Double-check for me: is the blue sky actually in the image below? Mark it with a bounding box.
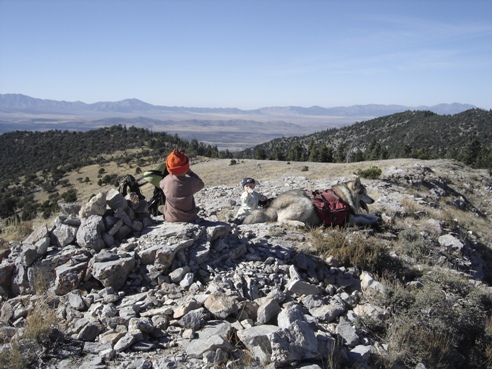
[1,0,491,109]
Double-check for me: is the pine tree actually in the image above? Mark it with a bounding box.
[255,147,267,160]
[288,141,304,161]
[461,138,482,167]
[319,145,334,163]
[353,148,365,162]
[307,140,317,161]
[335,144,347,163]
[273,147,285,161]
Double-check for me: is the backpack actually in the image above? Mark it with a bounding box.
[147,186,166,216]
[141,163,168,188]
[141,164,169,216]
[307,189,350,226]
[118,175,145,200]
[118,165,169,216]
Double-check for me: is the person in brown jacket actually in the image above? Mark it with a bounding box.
[159,149,204,222]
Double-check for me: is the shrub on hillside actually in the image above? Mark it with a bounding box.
[308,229,398,276]
[373,271,492,368]
[356,166,382,179]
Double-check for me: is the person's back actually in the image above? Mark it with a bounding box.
[159,149,204,222]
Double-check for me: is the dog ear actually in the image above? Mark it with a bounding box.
[354,176,361,187]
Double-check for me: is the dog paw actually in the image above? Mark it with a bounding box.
[280,220,307,228]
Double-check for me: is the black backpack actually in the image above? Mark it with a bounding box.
[118,169,169,216]
[118,175,145,200]
[147,186,166,216]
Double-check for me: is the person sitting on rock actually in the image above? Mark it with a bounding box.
[159,149,204,222]
[235,177,268,221]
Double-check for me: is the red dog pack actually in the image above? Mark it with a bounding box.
[307,189,350,226]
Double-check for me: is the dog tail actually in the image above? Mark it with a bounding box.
[242,207,278,224]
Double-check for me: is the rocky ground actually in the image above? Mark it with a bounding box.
[0,159,491,369]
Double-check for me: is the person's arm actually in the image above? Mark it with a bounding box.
[187,169,205,191]
[242,191,257,208]
[245,191,264,210]
[187,169,199,177]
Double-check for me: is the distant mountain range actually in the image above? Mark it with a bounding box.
[0,93,477,116]
[0,94,479,150]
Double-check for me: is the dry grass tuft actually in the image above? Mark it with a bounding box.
[395,227,434,265]
[325,336,343,369]
[30,266,52,295]
[385,318,455,368]
[0,298,59,369]
[24,298,59,342]
[0,221,34,247]
[0,341,24,369]
[308,228,396,275]
[373,270,492,368]
[402,196,422,215]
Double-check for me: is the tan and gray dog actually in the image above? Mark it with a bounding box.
[242,177,379,227]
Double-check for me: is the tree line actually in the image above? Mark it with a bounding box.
[242,136,491,171]
[236,109,492,171]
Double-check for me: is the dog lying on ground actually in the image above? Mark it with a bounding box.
[242,177,379,227]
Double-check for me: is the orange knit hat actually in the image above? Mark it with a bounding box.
[166,149,190,175]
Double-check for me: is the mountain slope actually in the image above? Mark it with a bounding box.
[0,125,219,183]
[240,109,492,161]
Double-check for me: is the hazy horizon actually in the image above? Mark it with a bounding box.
[0,92,480,112]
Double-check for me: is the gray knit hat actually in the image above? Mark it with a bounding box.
[241,177,255,188]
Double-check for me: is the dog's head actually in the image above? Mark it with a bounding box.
[348,177,374,212]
